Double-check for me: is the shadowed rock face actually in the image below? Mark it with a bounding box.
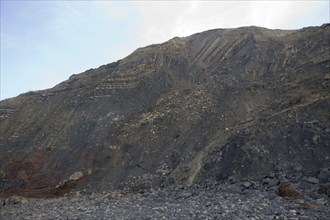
[0,24,329,198]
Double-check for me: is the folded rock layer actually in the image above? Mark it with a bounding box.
[0,24,329,197]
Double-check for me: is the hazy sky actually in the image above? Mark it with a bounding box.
[1,1,329,100]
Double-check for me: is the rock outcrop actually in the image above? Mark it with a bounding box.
[0,24,329,197]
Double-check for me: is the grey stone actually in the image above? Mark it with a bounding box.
[318,168,330,183]
[316,198,326,205]
[181,192,192,198]
[289,209,297,215]
[263,178,278,187]
[241,181,252,188]
[307,177,319,184]
[4,196,28,205]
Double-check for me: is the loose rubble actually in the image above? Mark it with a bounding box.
[1,179,329,220]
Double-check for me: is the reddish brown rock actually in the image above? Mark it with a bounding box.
[318,185,330,197]
[277,181,304,199]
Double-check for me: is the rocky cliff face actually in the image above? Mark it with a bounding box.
[1,24,329,198]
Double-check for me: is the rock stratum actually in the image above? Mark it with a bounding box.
[0,24,329,198]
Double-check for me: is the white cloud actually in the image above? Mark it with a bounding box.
[248,1,328,29]
[135,0,329,46]
[135,1,188,44]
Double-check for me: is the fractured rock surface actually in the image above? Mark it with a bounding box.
[0,24,329,198]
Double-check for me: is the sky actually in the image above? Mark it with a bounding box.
[1,1,329,100]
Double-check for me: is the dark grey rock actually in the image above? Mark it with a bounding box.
[316,198,326,205]
[318,168,330,183]
[181,192,192,198]
[241,181,253,188]
[307,177,319,184]
[263,178,278,187]
[4,181,323,219]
